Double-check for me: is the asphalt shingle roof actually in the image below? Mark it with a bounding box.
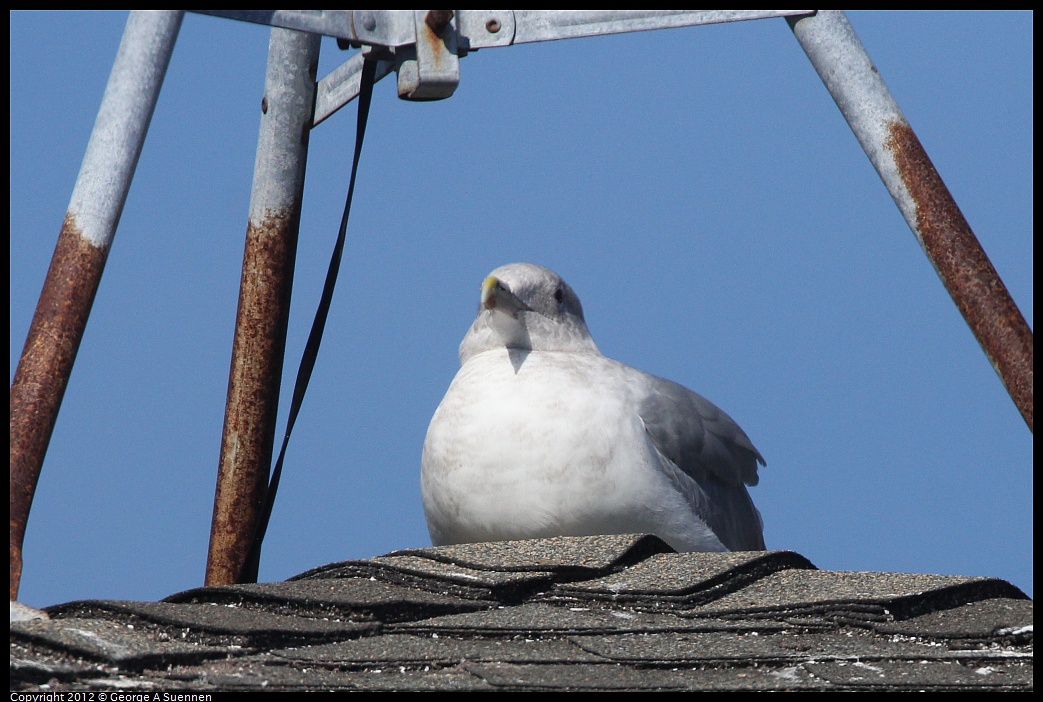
[10,534,1033,691]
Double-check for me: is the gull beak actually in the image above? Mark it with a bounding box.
[481,276,531,318]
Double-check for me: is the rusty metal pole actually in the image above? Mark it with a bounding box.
[789,11,1033,431]
[9,10,184,601]
[205,27,321,586]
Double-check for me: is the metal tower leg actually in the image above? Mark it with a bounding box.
[789,11,1033,431]
[205,27,321,586]
[9,10,184,600]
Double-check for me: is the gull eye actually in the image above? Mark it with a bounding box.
[554,286,564,304]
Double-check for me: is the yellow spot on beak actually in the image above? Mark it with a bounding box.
[481,276,501,310]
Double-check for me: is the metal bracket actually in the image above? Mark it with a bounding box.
[396,10,460,101]
[314,52,394,126]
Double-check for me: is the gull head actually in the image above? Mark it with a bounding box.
[460,263,600,362]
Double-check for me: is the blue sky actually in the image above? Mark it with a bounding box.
[10,11,1032,607]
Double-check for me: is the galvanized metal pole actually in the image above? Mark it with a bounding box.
[789,11,1033,431]
[205,27,321,586]
[9,10,184,601]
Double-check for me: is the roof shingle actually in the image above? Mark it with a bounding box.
[10,535,1032,691]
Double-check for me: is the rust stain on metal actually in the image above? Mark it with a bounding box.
[420,10,454,73]
[206,207,298,586]
[10,213,109,599]
[425,9,454,34]
[886,120,1033,431]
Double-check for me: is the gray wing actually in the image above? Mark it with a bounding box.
[637,372,766,550]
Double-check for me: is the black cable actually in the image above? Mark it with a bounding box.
[240,56,378,583]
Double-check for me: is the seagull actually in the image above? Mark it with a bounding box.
[421,263,766,552]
